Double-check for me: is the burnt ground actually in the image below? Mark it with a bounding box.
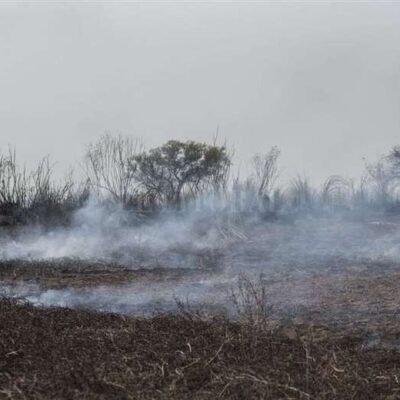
[1,298,400,400]
[1,258,400,327]
[1,260,400,398]
[0,260,206,289]
[2,216,400,398]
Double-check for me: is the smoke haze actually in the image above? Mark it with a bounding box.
[1,1,400,182]
[2,198,400,317]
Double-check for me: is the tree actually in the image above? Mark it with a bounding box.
[251,147,280,213]
[365,157,397,206]
[134,140,231,206]
[252,146,280,198]
[84,134,142,205]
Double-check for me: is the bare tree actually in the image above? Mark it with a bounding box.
[84,134,143,205]
[251,147,280,213]
[252,146,280,198]
[365,158,398,206]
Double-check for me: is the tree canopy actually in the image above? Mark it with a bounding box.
[134,140,231,205]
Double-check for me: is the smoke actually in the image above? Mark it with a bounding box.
[2,196,400,318]
[0,197,224,265]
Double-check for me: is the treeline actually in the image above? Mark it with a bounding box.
[1,134,400,226]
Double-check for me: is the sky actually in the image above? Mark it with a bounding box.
[0,0,400,184]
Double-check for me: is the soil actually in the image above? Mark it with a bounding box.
[1,298,400,399]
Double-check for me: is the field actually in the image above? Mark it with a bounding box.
[2,214,400,399]
[1,297,400,400]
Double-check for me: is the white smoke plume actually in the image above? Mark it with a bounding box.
[2,196,400,316]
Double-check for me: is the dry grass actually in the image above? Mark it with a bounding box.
[1,298,400,399]
[230,273,272,331]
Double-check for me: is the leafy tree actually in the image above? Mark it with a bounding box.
[134,140,231,205]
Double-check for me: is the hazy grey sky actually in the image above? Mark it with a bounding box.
[1,1,400,183]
